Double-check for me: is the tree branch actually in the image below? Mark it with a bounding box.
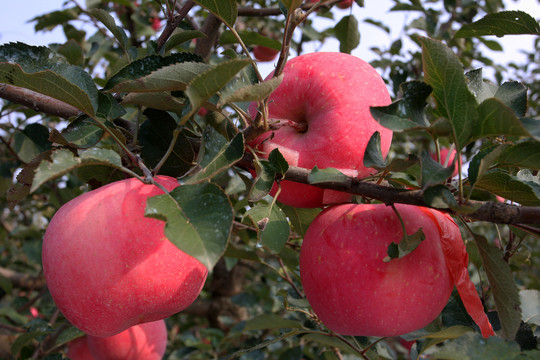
[281,165,540,225]
[156,0,195,52]
[0,267,46,290]
[0,84,80,119]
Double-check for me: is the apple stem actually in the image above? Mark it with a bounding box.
[269,118,308,133]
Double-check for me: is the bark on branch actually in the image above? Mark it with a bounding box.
[280,164,540,226]
[0,84,80,119]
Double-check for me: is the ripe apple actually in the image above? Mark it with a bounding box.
[249,52,392,208]
[431,147,460,177]
[253,46,280,62]
[42,176,208,337]
[300,202,494,337]
[299,203,455,336]
[67,320,167,360]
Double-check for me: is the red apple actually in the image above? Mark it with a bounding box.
[249,52,392,208]
[42,176,208,337]
[67,320,167,360]
[431,147,460,177]
[253,46,280,62]
[336,0,354,9]
[300,203,454,336]
[300,203,494,337]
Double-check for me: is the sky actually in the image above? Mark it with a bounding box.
[0,0,538,79]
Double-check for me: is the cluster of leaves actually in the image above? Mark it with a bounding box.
[0,0,539,359]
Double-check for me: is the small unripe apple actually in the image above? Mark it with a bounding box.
[336,0,354,9]
[253,46,280,62]
[42,176,207,337]
[300,203,454,336]
[67,320,167,360]
[151,17,161,31]
[249,52,392,208]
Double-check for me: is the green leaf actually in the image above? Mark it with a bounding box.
[248,149,288,202]
[185,58,251,113]
[415,325,474,356]
[88,8,129,50]
[384,228,425,261]
[521,117,540,141]
[494,81,528,117]
[97,91,126,120]
[0,42,98,116]
[60,116,104,149]
[370,81,432,130]
[279,204,320,237]
[334,15,361,54]
[497,141,540,170]
[371,102,423,131]
[12,331,48,357]
[219,31,282,50]
[475,169,540,206]
[30,8,80,31]
[185,127,244,184]
[145,182,233,270]
[473,98,531,140]
[420,37,478,149]
[431,332,521,359]
[421,151,455,186]
[520,290,540,326]
[12,123,52,163]
[103,53,204,92]
[474,234,521,340]
[217,74,283,108]
[268,149,289,176]
[57,39,84,66]
[279,0,304,12]
[465,68,498,103]
[467,144,507,190]
[138,109,196,177]
[244,202,290,254]
[363,131,387,170]
[243,314,304,331]
[31,148,126,192]
[454,10,540,38]
[121,92,186,114]
[192,0,238,28]
[423,184,458,209]
[302,333,358,353]
[308,166,348,184]
[385,154,420,173]
[0,273,12,295]
[164,30,208,53]
[55,326,85,348]
[249,159,277,202]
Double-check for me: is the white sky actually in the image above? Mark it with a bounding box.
[0,0,538,80]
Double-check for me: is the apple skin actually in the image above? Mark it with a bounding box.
[67,320,167,360]
[253,46,280,62]
[299,203,454,336]
[249,52,392,208]
[42,176,208,337]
